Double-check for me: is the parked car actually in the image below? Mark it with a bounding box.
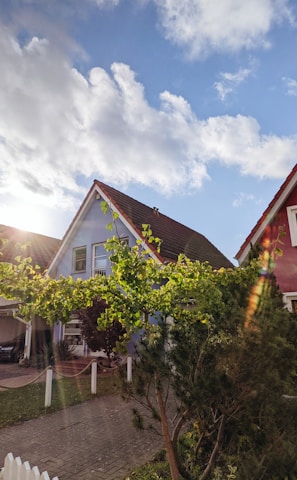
[0,333,25,362]
[0,329,53,363]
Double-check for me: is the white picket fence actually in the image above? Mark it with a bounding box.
[0,453,59,480]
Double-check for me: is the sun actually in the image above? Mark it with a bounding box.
[1,202,46,234]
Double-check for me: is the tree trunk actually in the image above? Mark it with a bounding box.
[154,373,181,480]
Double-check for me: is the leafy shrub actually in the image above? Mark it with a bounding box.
[54,340,76,361]
[124,451,170,480]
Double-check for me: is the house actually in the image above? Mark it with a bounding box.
[0,224,61,358]
[47,180,233,356]
[235,163,297,312]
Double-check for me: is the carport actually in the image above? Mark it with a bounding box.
[0,299,32,359]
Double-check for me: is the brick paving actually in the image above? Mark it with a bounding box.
[0,366,164,480]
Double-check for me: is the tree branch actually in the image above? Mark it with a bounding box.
[199,414,226,480]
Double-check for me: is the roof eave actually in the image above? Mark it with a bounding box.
[235,166,297,264]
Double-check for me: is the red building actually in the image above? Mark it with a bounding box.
[235,164,297,312]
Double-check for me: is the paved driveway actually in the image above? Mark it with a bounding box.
[0,362,39,381]
[0,363,165,479]
[0,395,163,479]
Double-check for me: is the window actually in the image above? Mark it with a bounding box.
[287,206,297,246]
[92,243,107,276]
[64,319,83,345]
[292,300,297,313]
[73,246,87,273]
[283,293,297,312]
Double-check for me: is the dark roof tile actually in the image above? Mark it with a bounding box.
[0,225,61,272]
[95,181,233,269]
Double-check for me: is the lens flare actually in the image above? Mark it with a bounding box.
[244,236,272,330]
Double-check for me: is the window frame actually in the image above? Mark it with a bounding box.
[283,292,297,312]
[291,299,297,313]
[287,205,297,246]
[73,246,87,273]
[92,242,107,276]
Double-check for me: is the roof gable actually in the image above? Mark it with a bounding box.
[49,180,233,273]
[235,164,297,264]
[0,224,61,272]
[95,180,233,268]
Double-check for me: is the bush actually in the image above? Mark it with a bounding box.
[54,340,76,361]
[124,451,171,480]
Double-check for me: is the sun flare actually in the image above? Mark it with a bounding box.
[1,203,46,235]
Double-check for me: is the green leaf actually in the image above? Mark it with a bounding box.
[100,201,108,214]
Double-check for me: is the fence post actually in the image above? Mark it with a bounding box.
[127,355,132,383]
[91,361,97,395]
[45,367,53,408]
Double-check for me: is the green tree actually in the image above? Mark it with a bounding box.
[1,235,297,479]
[166,264,297,479]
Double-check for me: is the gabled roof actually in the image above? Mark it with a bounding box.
[49,180,233,272]
[235,164,297,264]
[0,224,61,272]
[95,181,233,268]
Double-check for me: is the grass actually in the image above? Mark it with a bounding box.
[0,374,121,428]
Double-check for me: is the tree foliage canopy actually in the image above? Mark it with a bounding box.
[1,233,297,479]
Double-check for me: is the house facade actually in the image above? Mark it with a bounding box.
[235,164,297,312]
[0,225,60,358]
[48,180,233,356]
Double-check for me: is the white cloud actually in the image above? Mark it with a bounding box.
[0,25,296,213]
[92,0,120,6]
[282,76,297,96]
[152,0,294,59]
[214,67,253,101]
[3,1,294,60]
[232,192,256,207]
[197,115,296,178]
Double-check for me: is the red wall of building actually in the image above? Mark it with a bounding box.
[260,188,297,293]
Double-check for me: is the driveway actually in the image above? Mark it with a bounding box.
[0,362,41,385]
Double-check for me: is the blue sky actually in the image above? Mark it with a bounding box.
[1,0,297,263]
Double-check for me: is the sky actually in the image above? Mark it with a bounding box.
[1,0,297,264]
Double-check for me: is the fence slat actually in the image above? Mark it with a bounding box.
[3,452,14,480]
[11,455,22,480]
[20,461,31,480]
[1,454,58,480]
[40,471,50,480]
[30,465,40,480]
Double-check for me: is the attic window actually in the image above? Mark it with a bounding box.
[73,246,87,273]
[287,206,297,246]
